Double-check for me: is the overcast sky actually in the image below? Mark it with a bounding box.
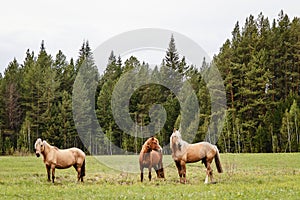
[0,0,299,75]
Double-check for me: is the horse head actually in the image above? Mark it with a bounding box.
[34,138,45,157]
[146,137,162,152]
[170,128,182,151]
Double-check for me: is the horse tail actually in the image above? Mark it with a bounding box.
[214,145,223,173]
[81,159,86,177]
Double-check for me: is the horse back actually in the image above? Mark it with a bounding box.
[185,142,215,163]
[67,148,86,162]
[54,147,85,169]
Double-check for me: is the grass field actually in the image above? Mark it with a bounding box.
[0,154,299,199]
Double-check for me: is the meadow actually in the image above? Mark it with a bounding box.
[0,153,299,199]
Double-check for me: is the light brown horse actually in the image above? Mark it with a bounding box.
[139,137,165,182]
[170,129,223,184]
[34,138,86,183]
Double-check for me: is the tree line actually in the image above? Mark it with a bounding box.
[0,10,299,154]
[215,11,300,153]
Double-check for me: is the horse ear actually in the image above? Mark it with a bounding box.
[173,128,177,132]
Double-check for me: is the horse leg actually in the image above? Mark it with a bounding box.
[153,164,159,178]
[148,167,152,181]
[181,161,187,184]
[175,161,184,183]
[140,167,144,182]
[204,167,209,184]
[73,164,82,182]
[80,168,84,182]
[202,158,210,184]
[80,160,85,182]
[205,161,213,184]
[77,167,82,182]
[73,164,79,182]
[46,165,51,182]
[158,160,164,178]
[51,165,56,183]
[208,162,214,183]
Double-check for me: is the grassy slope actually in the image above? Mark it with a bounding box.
[0,154,299,199]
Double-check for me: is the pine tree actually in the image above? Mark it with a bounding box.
[99,51,122,89]
[289,18,300,96]
[19,49,35,152]
[54,50,67,76]
[57,90,76,148]
[165,35,180,71]
[60,58,76,95]
[1,58,22,152]
[2,59,22,132]
[73,41,99,154]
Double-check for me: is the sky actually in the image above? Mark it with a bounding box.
[0,0,299,75]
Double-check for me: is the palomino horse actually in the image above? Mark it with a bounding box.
[34,138,86,183]
[170,129,223,184]
[139,137,165,182]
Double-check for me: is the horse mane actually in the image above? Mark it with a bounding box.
[42,140,59,149]
[41,140,50,154]
[41,140,61,155]
[35,138,42,149]
[141,137,153,153]
[170,130,188,153]
[54,146,60,151]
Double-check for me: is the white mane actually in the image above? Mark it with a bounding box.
[170,130,188,156]
[34,138,42,149]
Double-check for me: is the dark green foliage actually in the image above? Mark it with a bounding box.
[215,11,300,152]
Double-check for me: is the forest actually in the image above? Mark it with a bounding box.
[0,10,299,154]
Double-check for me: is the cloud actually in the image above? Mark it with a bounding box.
[0,0,299,74]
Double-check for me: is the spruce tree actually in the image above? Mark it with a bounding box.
[165,34,180,71]
[1,58,22,151]
[73,41,99,153]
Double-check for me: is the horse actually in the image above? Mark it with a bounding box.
[170,129,223,184]
[34,138,86,183]
[139,137,165,182]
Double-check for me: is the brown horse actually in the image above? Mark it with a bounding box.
[34,138,86,183]
[139,137,165,182]
[170,129,223,184]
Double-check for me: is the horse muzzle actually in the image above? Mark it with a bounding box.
[36,153,40,157]
[156,146,163,153]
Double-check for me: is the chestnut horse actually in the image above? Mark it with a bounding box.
[170,129,223,184]
[34,138,86,183]
[139,137,165,182]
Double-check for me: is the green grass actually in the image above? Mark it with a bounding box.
[0,154,299,199]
